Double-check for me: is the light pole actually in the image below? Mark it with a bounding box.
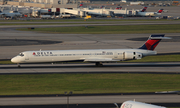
[64,91,73,108]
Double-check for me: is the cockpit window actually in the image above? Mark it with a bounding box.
[19,53,24,57]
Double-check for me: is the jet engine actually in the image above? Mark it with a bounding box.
[123,51,142,60]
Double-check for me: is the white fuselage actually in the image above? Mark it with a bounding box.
[4,12,22,17]
[121,100,166,108]
[137,12,161,17]
[11,48,156,63]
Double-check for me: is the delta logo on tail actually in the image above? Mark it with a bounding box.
[116,6,122,10]
[140,6,147,12]
[139,34,169,50]
[100,6,105,8]
[79,4,83,7]
[157,9,164,13]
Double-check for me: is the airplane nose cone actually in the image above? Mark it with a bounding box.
[11,57,18,63]
[11,58,15,63]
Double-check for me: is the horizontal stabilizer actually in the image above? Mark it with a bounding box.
[150,37,171,39]
[139,34,171,50]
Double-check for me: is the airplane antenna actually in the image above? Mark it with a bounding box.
[40,49,41,51]
[134,99,135,102]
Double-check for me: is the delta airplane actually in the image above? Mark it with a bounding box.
[137,9,163,17]
[119,100,166,108]
[112,6,147,17]
[11,34,170,67]
[84,8,114,17]
[1,11,22,18]
[135,6,147,12]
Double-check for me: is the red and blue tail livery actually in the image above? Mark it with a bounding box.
[139,34,170,50]
[157,9,163,13]
[140,6,147,12]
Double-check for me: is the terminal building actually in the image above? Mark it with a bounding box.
[0,0,78,8]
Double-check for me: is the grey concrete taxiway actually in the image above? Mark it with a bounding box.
[1,62,180,74]
[0,94,180,106]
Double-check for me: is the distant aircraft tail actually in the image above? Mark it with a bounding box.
[79,4,83,7]
[139,34,170,50]
[157,9,163,13]
[140,6,147,12]
[116,6,122,10]
[100,6,105,8]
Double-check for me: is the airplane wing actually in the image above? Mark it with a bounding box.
[84,58,121,62]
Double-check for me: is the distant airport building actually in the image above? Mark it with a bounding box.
[86,0,180,2]
[121,0,126,3]
[1,0,78,8]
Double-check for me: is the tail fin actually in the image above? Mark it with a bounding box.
[116,6,122,10]
[100,6,105,8]
[157,9,163,13]
[79,4,83,7]
[139,34,170,50]
[140,6,147,12]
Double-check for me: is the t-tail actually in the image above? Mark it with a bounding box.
[157,9,163,13]
[79,3,83,7]
[116,6,122,10]
[140,6,147,12]
[139,34,170,50]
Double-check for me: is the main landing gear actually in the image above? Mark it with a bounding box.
[17,63,21,68]
[95,62,103,67]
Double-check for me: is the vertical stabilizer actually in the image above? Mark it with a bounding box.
[157,9,163,13]
[139,34,165,50]
[140,6,147,12]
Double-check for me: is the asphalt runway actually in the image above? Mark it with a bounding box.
[0,94,180,106]
[1,62,180,74]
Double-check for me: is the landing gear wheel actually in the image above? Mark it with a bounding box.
[17,64,21,68]
[95,62,103,67]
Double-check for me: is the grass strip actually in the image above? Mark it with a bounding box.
[17,24,180,34]
[0,54,180,64]
[0,23,83,25]
[0,73,180,95]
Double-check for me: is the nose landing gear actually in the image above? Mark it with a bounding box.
[17,63,21,68]
[95,62,103,67]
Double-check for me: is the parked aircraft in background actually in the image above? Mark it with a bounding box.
[79,4,83,7]
[140,6,147,12]
[84,8,114,17]
[2,10,22,18]
[115,6,122,10]
[11,34,170,67]
[100,6,105,8]
[137,9,163,17]
[110,6,147,17]
[137,6,148,12]
[0,11,4,15]
[116,100,166,108]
